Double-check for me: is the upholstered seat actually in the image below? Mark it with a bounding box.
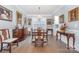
[35,36,43,39]
[2,38,18,43]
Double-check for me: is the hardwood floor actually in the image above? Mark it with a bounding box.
[0,35,78,53]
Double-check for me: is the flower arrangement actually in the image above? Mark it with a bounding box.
[60,23,67,32]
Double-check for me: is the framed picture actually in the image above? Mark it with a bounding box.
[68,7,79,22]
[24,17,27,25]
[16,11,22,24]
[59,14,64,23]
[47,19,52,25]
[0,5,12,21]
[28,18,32,25]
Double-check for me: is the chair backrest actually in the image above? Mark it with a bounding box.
[0,29,10,40]
[36,31,44,39]
[0,35,2,43]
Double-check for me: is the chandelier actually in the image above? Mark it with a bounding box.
[37,7,41,20]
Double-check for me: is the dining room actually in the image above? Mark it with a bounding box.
[0,5,79,53]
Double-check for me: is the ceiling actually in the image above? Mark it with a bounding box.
[16,5,64,15]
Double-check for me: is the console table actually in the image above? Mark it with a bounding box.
[47,29,53,36]
[56,30,75,49]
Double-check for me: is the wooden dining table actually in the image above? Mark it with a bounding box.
[32,31,48,47]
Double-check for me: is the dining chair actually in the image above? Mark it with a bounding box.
[0,29,18,53]
[35,31,44,47]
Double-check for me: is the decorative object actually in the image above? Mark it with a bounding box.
[0,5,12,21]
[68,7,79,22]
[16,11,22,24]
[60,23,67,32]
[59,14,64,23]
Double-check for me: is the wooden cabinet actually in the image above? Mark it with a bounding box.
[13,29,25,42]
[68,7,79,22]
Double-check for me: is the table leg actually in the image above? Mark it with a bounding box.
[42,42,43,47]
[56,32,58,40]
[46,35,48,43]
[52,30,53,36]
[60,34,61,41]
[51,30,53,36]
[73,35,75,49]
[67,35,69,49]
[35,41,36,47]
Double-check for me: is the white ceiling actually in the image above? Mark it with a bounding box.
[16,5,64,15]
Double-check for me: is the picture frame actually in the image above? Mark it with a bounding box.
[68,7,79,22]
[0,5,12,21]
[47,19,52,25]
[16,11,22,24]
[59,14,64,23]
[24,17,27,25]
[28,18,32,25]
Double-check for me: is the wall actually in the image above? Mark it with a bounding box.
[53,5,79,51]
[26,15,53,31]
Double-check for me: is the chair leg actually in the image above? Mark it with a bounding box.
[1,43,3,51]
[17,42,18,47]
[35,42,36,47]
[42,42,44,47]
[16,40,18,47]
[73,35,75,49]
[8,43,11,53]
